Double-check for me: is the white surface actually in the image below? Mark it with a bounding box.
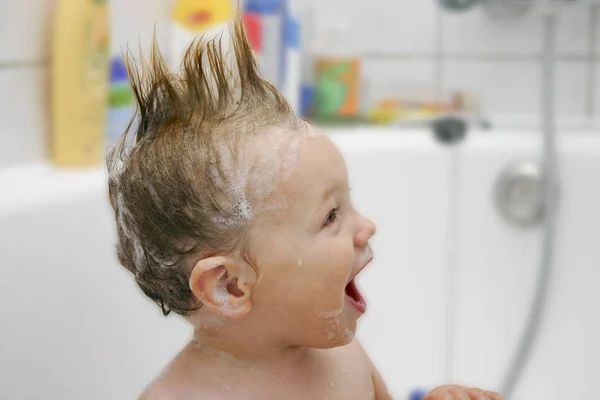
[0,163,189,400]
[108,0,173,58]
[362,60,436,108]
[450,132,600,400]
[0,0,55,63]
[0,67,49,168]
[440,2,589,57]
[441,60,587,119]
[312,0,438,55]
[0,163,105,215]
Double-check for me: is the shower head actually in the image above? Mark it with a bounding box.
[438,0,480,12]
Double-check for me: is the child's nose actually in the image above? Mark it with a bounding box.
[354,214,376,247]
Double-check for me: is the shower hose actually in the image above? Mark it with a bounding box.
[500,5,560,399]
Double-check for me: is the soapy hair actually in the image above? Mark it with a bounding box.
[106,15,295,316]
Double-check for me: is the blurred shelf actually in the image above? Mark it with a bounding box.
[0,162,107,216]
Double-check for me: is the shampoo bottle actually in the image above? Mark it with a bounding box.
[51,0,110,167]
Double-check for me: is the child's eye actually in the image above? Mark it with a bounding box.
[323,207,340,227]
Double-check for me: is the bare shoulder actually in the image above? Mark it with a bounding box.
[138,366,181,400]
[139,375,234,400]
[137,355,240,400]
[138,382,170,400]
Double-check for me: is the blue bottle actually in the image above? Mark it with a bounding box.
[107,57,134,147]
[408,388,428,400]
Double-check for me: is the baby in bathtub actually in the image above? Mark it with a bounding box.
[106,14,503,400]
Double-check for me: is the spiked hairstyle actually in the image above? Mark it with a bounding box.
[107,15,296,316]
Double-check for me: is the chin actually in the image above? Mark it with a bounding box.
[327,325,356,347]
[296,318,357,350]
[323,316,357,348]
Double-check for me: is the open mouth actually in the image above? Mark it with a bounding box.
[345,278,366,314]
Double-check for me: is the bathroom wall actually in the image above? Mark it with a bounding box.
[0,1,55,167]
[0,2,598,398]
[0,0,595,168]
[0,0,172,168]
[309,0,592,122]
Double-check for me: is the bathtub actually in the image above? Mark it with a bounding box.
[1,127,599,399]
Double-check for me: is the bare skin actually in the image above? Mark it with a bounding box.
[141,343,501,400]
[141,338,389,400]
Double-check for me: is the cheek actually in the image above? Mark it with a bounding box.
[321,239,354,281]
[308,240,355,306]
[260,237,354,310]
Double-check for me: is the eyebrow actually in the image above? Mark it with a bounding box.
[318,185,338,209]
[310,186,335,223]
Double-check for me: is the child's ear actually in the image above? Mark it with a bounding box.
[189,256,256,318]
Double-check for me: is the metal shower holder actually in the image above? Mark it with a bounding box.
[494,160,545,228]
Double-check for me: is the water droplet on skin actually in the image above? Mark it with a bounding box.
[297,259,303,266]
[330,381,334,388]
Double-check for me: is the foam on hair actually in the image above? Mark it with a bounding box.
[106,14,298,316]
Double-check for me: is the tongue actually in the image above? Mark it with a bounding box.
[345,279,366,314]
[345,279,360,303]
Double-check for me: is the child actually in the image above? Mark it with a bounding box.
[107,14,503,400]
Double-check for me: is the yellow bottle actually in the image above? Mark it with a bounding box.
[170,0,234,71]
[51,0,110,167]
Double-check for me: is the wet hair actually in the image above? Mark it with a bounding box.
[106,15,295,316]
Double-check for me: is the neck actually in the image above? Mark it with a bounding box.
[189,327,312,368]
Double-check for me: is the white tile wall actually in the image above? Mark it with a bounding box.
[442,60,587,119]
[0,67,48,167]
[0,0,596,165]
[311,0,438,55]
[440,2,589,57]
[0,0,56,63]
[109,0,174,59]
[362,59,437,110]
[0,0,174,168]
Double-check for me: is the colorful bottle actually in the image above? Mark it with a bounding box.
[314,20,362,124]
[242,12,263,67]
[51,0,110,167]
[107,57,134,147]
[244,0,284,86]
[300,6,315,119]
[282,15,301,114]
[169,0,234,72]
